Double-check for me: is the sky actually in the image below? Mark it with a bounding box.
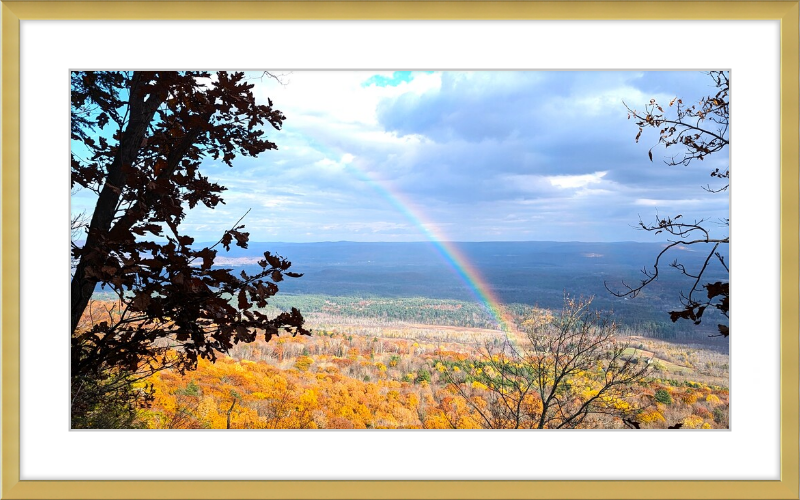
[72,71,730,243]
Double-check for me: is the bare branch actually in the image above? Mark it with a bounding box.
[616,71,730,337]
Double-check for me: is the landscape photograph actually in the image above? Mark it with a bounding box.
[70,69,730,430]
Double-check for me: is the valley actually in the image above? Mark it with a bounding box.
[84,241,730,429]
[136,294,729,429]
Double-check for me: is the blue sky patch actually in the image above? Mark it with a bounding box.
[362,71,430,87]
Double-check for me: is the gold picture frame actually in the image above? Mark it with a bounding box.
[3,1,798,499]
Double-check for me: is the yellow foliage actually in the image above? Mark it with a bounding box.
[140,326,721,430]
[520,394,543,417]
[682,414,705,429]
[471,380,488,390]
[682,392,699,404]
[423,412,452,429]
[294,355,314,372]
[639,409,666,424]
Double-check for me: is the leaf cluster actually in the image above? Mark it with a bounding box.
[611,71,730,337]
[71,72,308,392]
[628,70,729,190]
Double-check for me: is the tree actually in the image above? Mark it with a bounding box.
[446,297,650,429]
[70,71,308,425]
[70,365,152,429]
[607,71,730,338]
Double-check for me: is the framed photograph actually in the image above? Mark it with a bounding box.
[3,1,798,499]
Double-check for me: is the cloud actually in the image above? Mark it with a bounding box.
[173,70,730,243]
[635,198,707,207]
[547,171,608,189]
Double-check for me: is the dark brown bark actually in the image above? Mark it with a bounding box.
[70,71,306,385]
[70,72,167,333]
[226,398,237,429]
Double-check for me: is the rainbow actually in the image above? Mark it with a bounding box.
[344,156,520,338]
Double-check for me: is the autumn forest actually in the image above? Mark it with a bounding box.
[70,70,730,430]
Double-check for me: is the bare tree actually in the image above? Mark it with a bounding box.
[607,71,729,338]
[446,297,650,429]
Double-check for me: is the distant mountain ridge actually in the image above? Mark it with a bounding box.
[190,241,728,340]
[84,240,728,341]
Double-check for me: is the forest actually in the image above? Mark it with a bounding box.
[77,294,729,429]
[195,240,728,341]
[70,70,729,430]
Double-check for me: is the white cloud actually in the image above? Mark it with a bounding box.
[314,158,338,168]
[255,71,441,127]
[547,171,608,189]
[634,198,705,207]
[179,70,732,242]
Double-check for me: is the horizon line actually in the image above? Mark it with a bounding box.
[193,239,656,245]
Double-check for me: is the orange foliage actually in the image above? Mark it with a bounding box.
[140,328,728,430]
